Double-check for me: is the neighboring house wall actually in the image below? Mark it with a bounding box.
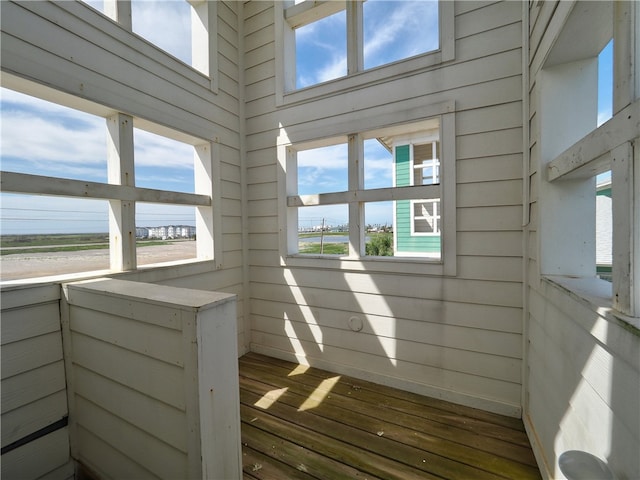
[244,1,525,416]
[0,1,249,354]
[1,284,73,479]
[525,2,639,479]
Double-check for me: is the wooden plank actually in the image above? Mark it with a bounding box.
[70,332,186,410]
[250,334,522,410]
[457,179,522,207]
[0,283,60,310]
[70,307,183,366]
[242,424,375,479]
[239,371,539,479]
[73,366,187,453]
[1,361,66,414]
[1,332,63,379]
[75,396,188,479]
[1,302,61,345]
[1,390,68,448]
[1,171,210,206]
[241,403,436,480]
[75,426,157,480]
[242,353,528,438]
[242,443,317,480]
[241,354,539,478]
[0,427,70,480]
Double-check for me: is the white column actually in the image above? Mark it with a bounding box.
[347,1,363,75]
[348,134,364,257]
[104,0,132,30]
[190,0,218,91]
[194,142,219,263]
[106,113,136,271]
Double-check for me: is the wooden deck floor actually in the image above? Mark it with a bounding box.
[240,353,540,480]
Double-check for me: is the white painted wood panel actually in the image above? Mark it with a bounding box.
[1,361,66,415]
[63,279,241,479]
[1,427,71,480]
[1,332,63,379]
[0,303,60,345]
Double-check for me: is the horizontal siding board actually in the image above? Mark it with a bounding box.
[250,303,522,357]
[456,102,522,136]
[76,426,156,480]
[455,20,522,63]
[0,427,70,480]
[1,361,66,414]
[1,390,68,448]
[249,289,523,335]
[457,128,523,160]
[457,179,522,207]
[73,366,187,453]
[1,302,61,345]
[69,306,183,366]
[457,255,522,282]
[70,332,185,410]
[1,332,63,379]
[251,316,521,382]
[251,333,522,408]
[457,231,523,257]
[0,284,60,310]
[457,154,523,183]
[75,397,187,479]
[66,289,182,330]
[458,205,522,231]
[249,268,522,308]
[455,1,521,40]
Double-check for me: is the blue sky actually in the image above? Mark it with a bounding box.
[0,1,613,234]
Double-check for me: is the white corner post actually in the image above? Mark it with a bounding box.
[612,1,639,316]
[106,113,136,271]
[103,0,132,30]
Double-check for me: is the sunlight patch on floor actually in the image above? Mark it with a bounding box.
[254,387,289,410]
[298,376,341,411]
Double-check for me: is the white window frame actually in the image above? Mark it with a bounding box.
[539,1,639,319]
[0,90,222,279]
[278,109,456,276]
[411,199,441,237]
[275,0,454,106]
[102,0,218,91]
[411,141,440,186]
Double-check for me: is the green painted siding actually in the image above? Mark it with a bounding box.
[395,145,411,187]
[394,144,440,255]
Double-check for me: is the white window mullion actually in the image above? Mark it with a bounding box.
[348,134,364,257]
[106,113,136,272]
[347,1,363,75]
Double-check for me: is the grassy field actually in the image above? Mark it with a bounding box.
[0,233,177,256]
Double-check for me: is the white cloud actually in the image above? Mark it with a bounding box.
[131,0,192,65]
[133,129,194,169]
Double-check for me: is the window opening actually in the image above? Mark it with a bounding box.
[131,0,192,66]
[295,9,347,89]
[0,196,110,281]
[363,138,393,189]
[286,118,448,262]
[297,143,348,194]
[297,204,349,255]
[136,203,197,265]
[0,88,107,182]
[133,128,195,193]
[363,0,439,69]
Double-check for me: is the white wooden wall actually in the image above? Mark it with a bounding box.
[1,284,74,480]
[243,1,525,416]
[0,1,250,354]
[526,2,640,479]
[61,278,241,480]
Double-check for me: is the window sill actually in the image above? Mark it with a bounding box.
[282,254,448,276]
[0,259,217,288]
[542,275,640,334]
